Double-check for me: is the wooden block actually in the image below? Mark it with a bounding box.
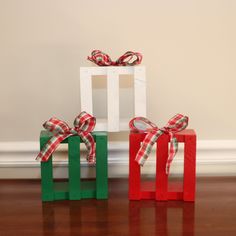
[129,132,141,200]
[40,132,54,202]
[95,132,108,199]
[80,67,93,114]
[156,134,169,201]
[134,66,146,117]
[183,132,196,201]
[81,66,134,76]
[128,129,197,202]
[80,66,146,132]
[68,136,81,200]
[107,68,120,131]
[40,131,108,201]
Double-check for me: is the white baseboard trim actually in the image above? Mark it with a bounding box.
[0,140,236,178]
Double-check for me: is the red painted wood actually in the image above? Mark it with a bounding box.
[183,132,197,201]
[156,134,169,201]
[129,133,141,200]
[128,129,197,202]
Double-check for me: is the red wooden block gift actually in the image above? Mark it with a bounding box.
[129,129,196,202]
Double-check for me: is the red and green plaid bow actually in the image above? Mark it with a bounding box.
[88,50,142,66]
[36,111,96,164]
[129,114,189,174]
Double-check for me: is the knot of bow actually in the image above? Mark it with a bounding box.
[129,114,189,174]
[36,111,96,164]
[88,50,142,66]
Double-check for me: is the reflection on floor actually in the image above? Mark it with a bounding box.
[0,177,236,236]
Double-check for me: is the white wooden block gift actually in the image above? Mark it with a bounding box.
[80,66,146,132]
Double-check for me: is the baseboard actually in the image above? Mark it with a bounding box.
[0,140,236,178]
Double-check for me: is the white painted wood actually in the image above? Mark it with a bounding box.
[80,66,134,76]
[107,68,120,131]
[80,68,93,114]
[134,66,146,117]
[79,66,146,131]
[1,140,236,178]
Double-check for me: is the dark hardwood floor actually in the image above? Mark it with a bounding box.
[0,177,236,236]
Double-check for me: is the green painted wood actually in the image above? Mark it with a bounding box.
[68,136,81,200]
[40,130,108,201]
[40,132,54,202]
[95,132,108,199]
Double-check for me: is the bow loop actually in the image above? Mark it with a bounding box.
[165,114,188,132]
[36,112,96,164]
[129,117,157,133]
[73,111,96,134]
[116,51,143,66]
[43,117,71,135]
[88,50,113,66]
[129,114,189,174]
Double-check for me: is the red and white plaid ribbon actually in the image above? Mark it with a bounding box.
[88,50,142,66]
[129,114,189,174]
[36,111,96,164]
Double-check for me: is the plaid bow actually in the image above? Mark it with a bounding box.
[88,50,142,66]
[36,111,96,164]
[129,114,189,174]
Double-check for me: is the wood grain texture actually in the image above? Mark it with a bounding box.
[0,178,236,236]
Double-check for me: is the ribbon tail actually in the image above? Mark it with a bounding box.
[80,132,96,165]
[135,131,161,166]
[166,136,178,174]
[36,134,71,162]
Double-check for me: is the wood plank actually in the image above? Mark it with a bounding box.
[183,133,197,201]
[129,133,141,200]
[156,134,169,201]
[68,136,81,200]
[80,66,135,76]
[134,66,146,117]
[107,67,120,131]
[80,67,93,114]
[1,178,236,235]
[40,133,54,202]
[95,132,108,199]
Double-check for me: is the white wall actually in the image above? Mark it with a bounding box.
[0,0,236,142]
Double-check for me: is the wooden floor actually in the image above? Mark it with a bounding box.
[0,177,236,236]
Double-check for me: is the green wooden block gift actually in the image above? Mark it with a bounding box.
[37,112,108,202]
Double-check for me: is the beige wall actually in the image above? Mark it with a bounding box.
[0,0,236,142]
